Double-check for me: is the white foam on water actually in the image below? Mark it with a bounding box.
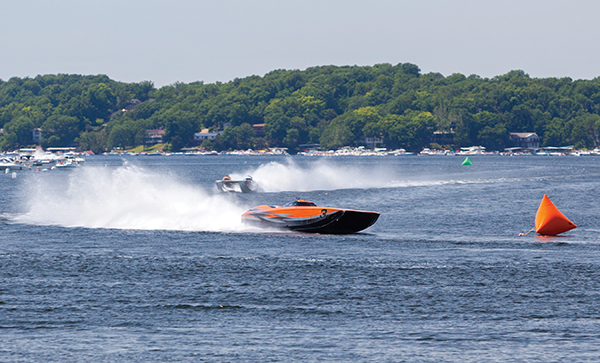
[228,158,509,192]
[16,165,247,232]
[229,159,395,192]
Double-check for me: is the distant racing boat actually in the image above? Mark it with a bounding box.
[216,175,259,193]
[242,199,380,234]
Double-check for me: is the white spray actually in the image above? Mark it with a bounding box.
[229,159,390,192]
[17,164,247,232]
[228,158,461,192]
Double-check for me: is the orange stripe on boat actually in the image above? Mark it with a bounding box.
[535,194,577,236]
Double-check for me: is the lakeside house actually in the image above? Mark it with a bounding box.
[147,129,165,144]
[252,124,265,137]
[32,128,42,143]
[509,132,540,150]
[363,136,384,149]
[193,129,223,144]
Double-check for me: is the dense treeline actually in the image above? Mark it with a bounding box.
[1,64,600,153]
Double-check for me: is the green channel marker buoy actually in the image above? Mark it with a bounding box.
[462,156,472,165]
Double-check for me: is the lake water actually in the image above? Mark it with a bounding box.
[1,154,600,362]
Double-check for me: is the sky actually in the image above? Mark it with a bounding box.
[1,0,600,88]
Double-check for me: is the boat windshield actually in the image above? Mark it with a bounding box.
[284,200,317,207]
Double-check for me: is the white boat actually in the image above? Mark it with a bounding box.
[51,160,79,169]
[391,148,414,156]
[0,157,31,171]
[215,176,259,193]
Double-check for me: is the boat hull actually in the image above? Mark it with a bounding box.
[242,205,379,234]
[0,164,31,171]
[51,162,79,169]
[216,178,259,193]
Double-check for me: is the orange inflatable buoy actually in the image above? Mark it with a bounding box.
[535,194,577,235]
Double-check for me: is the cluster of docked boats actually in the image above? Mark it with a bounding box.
[0,151,84,172]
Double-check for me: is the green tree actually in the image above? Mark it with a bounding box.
[214,123,256,150]
[320,119,353,150]
[404,111,436,151]
[134,128,148,147]
[107,124,134,150]
[77,131,104,153]
[283,128,300,151]
[0,132,18,150]
[478,123,508,151]
[41,115,80,146]
[566,113,600,148]
[3,115,35,146]
[83,83,116,121]
[543,118,566,146]
[161,111,198,151]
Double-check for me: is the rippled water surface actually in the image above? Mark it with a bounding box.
[2,154,600,362]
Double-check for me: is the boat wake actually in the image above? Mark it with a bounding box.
[227,159,529,192]
[14,165,247,232]
[229,159,395,192]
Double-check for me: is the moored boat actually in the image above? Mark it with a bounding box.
[242,199,379,234]
[51,159,79,169]
[0,162,31,171]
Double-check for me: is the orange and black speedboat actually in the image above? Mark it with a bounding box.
[241,200,380,234]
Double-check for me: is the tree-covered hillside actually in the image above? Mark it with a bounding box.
[1,64,600,153]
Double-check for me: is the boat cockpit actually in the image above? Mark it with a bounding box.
[284,200,317,207]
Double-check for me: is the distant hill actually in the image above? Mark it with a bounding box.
[1,64,599,153]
